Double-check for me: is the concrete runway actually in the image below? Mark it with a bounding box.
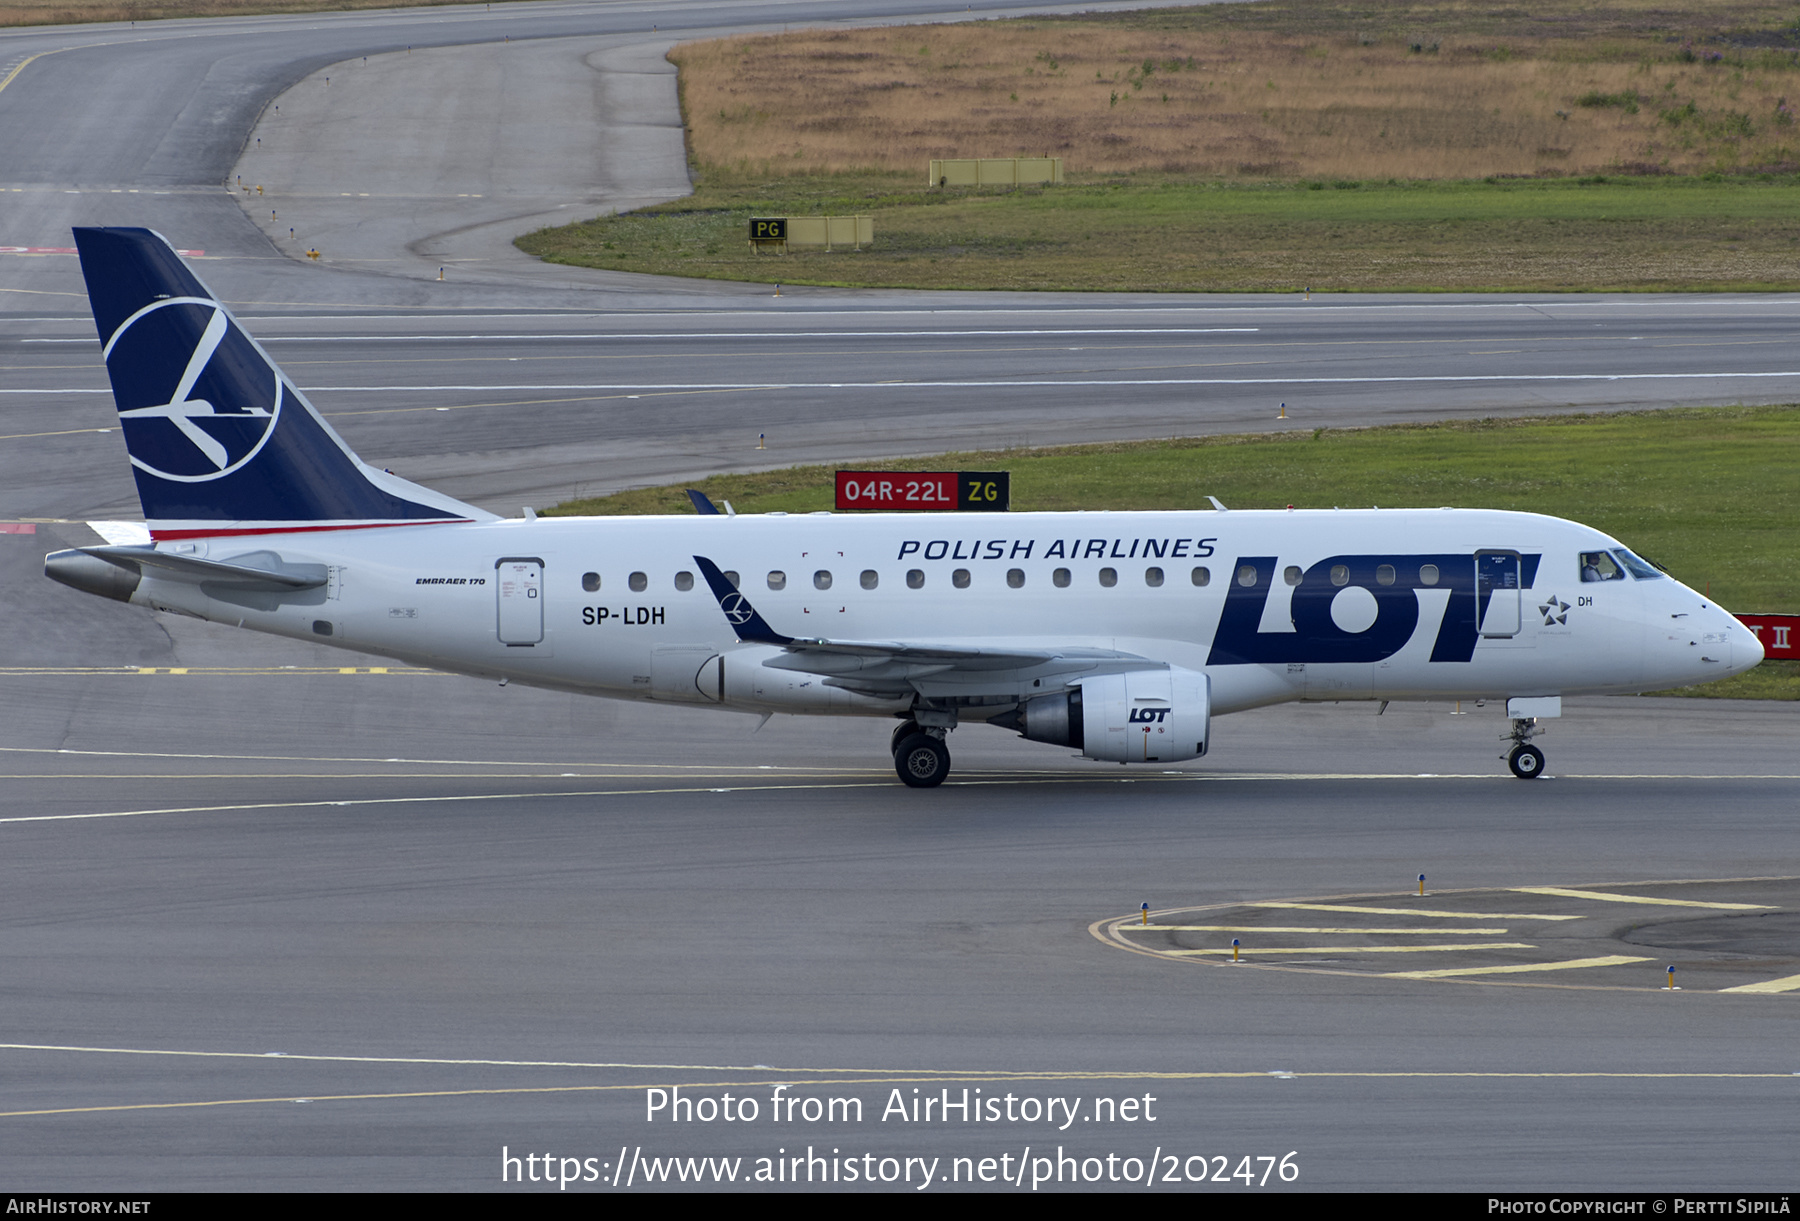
[12,298,1800,521]
[2,0,1798,1193]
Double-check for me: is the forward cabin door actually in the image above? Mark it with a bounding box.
[1476,550,1522,638]
[496,557,544,646]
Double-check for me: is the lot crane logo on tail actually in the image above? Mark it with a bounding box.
[72,226,483,533]
[106,297,281,481]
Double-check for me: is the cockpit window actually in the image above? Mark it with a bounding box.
[1579,552,1624,582]
[1611,548,1664,580]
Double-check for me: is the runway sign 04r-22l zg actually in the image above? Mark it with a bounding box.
[835,471,1009,512]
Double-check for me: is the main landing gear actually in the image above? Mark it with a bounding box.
[891,718,952,788]
[1505,717,1546,780]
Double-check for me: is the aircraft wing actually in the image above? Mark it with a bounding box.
[693,555,1150,697]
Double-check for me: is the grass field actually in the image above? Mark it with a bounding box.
[675,2,1800,180]
[520,0,1800,291]
[546,405,1800,699]
[519,172,1800,292]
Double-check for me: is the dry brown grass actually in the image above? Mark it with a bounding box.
[673,4,1800,180]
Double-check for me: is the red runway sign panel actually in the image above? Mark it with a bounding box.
[1738,614,1798,660]
[835,471,1009,512]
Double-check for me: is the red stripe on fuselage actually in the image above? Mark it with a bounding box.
[149,519,472,541]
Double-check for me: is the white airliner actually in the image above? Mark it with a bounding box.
[45,228,1764,786]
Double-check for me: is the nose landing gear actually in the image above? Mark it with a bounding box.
[1505,717,1546,779]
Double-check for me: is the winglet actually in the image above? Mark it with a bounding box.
[686,489,721,515]
[694,555,793,645]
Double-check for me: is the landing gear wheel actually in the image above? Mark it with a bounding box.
[890,719,921,755]
[894,733,950,788]
[1507,743,1546,779]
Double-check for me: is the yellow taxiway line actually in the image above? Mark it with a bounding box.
[1384,955,1653,980]
[1171,943,1534,956]
[1720,973,1800,994]
[1134,925,1511,935]
[1513,887,1772,910]
[1251,902,1579,921]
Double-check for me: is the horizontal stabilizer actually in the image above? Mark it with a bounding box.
[79,545,327,590]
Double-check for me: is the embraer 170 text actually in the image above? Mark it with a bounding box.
[46,229,1764,786]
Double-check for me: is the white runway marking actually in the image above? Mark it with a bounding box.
[0,744,866,771]
[232,328,1266,342]
[13,370,1800,395]
[0,1039,1789,1080]
[17,296,1800,329]
[0,784,899,824]
[211,370,1800,391]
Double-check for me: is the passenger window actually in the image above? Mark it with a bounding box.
[860,570,878,590]
[1053,568,1071,588]
[814,570,832,590]
[906,569,925,589]
[767,571,786,590]
[1191,566,1210,587]
[723,571,740,590]
[1098,567,1118,588]
[1144,567,1164,587]
[1419,564,1439,586]
[674,571,694,591]
[1580,552,1624,582]
[1007,568,1025,588]
[629,571,647,592]
[581,572,601,592]
[1376,565,1396,586]
[1330,565,1349,587]
[1283,566,1303,586]
[952,568,971,589]
[1237,565,1258,587]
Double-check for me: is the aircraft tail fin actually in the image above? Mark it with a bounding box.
[73,227,494,540]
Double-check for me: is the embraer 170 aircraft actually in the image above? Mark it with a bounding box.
[46,228,1764,787]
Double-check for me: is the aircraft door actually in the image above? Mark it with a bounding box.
[496,557,544,645]
[1476,550,1521,638]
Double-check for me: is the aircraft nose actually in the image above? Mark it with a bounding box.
[1706,605,1762,675]
[1739,616,1766,670]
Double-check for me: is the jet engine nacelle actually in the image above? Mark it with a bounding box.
[1016,666,1210,763]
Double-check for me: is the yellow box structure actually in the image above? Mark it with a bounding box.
[929,157,1064,187]
[783,216,873,250]
[746,216,873,252]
